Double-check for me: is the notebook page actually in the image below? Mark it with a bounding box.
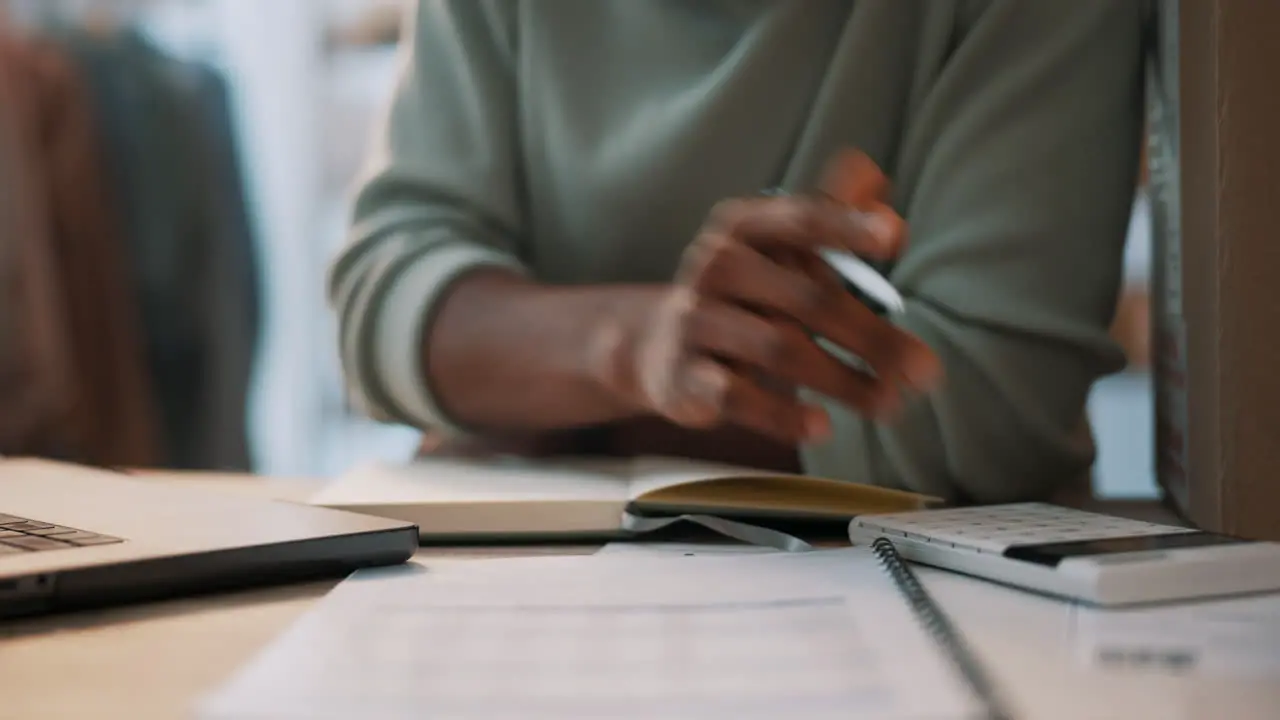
[312,456,634,506]
[622,455,795,500]
[622,456,933,517]
[200,550,982,720]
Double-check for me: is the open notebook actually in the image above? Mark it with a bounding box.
[310,456,941,541]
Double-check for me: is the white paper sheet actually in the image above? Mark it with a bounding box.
[1076,593,1280,676]
[596,541,780,557]
[312,456,633,506]
[200,550,981,720]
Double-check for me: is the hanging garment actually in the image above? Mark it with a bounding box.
[55,28,262,471]
[0,28,161,467]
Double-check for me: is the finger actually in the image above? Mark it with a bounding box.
[680,234,939,394]
[863,201,908,253]
[684,238,935,392]
[819,149,907,254]
[707,195,903,259]
[783,241,934,389]
[681,301,898,418]
[777,246,848,296]
[821,149,889,207]
[804,289,942,393]
[760,244,847,298]
[678,357,829,445]
[684,234,827,319]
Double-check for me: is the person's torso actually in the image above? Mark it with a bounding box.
[510,0,959,284]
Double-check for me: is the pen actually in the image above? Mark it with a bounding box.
[758,187,906,317]
[820,248,905,317]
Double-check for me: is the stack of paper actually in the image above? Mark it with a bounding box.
[199,549,983,719]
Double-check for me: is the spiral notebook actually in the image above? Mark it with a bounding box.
[869,538,1012,720]
[201,547,1005,720]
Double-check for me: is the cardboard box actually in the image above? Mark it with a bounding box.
[1148,1,1280,540]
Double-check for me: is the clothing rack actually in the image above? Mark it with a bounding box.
[4,0,147,28]
[325,0,407,50]
[0,12,262,472]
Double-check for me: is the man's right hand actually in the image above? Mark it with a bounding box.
[590,154,942,447]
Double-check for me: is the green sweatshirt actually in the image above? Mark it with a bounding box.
[329,0,1145,504]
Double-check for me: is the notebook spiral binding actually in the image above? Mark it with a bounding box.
[871,537,1014,720]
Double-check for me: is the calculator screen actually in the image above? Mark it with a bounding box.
[1003,531,1247,566]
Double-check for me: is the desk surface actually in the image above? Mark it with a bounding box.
[0,474,602,720]
[1,475,1276,720]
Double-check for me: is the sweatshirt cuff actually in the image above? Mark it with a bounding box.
[373,242,526,432]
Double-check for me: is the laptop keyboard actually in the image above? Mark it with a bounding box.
[0,514,123,555]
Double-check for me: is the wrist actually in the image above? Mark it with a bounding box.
[577,284,667,417]
[423,269,663,431]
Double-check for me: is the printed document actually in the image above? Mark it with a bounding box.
[200,550,981,719]
[1076,592,1280,676]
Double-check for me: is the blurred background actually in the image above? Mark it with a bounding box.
[0,0,1157,498]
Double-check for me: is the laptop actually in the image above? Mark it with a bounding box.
[0,458,419,620]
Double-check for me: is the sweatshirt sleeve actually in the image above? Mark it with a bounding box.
[327,0,526,431]
[800,0,1145,503]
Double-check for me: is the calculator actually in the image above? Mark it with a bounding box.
[848,503,1280,606]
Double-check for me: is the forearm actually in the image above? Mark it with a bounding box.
[425,270,661,432]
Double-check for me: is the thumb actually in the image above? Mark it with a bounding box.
[821,150,907,255]
[820,149,888,208]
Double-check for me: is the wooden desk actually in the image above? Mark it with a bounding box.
[1,476,1276,720]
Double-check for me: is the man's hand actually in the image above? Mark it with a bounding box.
[593,152,942,446]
